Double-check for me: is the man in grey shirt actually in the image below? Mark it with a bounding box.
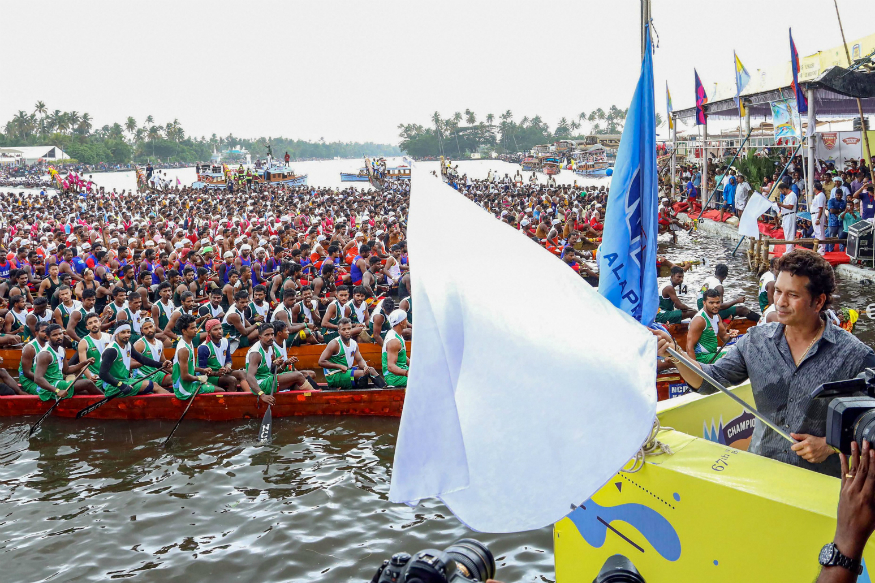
[654,249,875,477]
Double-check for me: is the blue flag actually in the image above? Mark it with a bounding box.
[597,25,658,326]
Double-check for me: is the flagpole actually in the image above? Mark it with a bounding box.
[833,0,873,165]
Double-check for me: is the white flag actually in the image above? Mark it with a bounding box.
[739,192,778,238]
[389,167,657,533]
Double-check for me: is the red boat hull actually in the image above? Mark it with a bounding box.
[0,388,405,421]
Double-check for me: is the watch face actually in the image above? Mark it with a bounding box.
[819,544,835,565]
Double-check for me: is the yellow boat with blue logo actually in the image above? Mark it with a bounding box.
[554,383,872,581]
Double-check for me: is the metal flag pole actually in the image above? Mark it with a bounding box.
[666,347,795,443]
[688,128,754,232]
[732,142,803,256]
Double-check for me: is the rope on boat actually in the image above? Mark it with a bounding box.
[621,417,674,474]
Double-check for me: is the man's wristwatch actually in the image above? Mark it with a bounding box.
[819,543,863,574]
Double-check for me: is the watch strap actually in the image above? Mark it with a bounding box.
[821,543,863,575]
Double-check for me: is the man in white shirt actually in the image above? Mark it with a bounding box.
[776,183,797,252]
[735,174,751,214]
[811,183,827,254]
[831,177,850,200]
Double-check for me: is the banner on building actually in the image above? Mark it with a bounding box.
[770,99,801,142]
[816,131,866,167]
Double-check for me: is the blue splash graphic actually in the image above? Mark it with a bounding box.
[568,499,681,561]
[861,559,871,583]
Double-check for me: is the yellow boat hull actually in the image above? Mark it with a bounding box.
[554,385,875,581]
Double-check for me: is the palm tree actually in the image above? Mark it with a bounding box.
[452,112,463,155]
[125,116,137,142]
[12,111,32,140]
[520,116,530,128]
[147,125,161,157]
[570,120,581,135]
[578,111,587,124]
[465,109,476,125]
[431,111,444,156]
[77,113,92,135]
[33,101,47,118]
[144,115,154,129]
[57,112,71,135]
[67,111,81,135]
[486,113,495,126]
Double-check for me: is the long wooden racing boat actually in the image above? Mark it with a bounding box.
[0,341,413,374]
[0,387,405,420]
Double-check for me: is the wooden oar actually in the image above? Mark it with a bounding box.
[257,369,279,444]
[707,324,736,364]
[74,367,166,419]
[30,364,92,436]
[161,381,203,448]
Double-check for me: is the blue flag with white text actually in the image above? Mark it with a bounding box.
[597,26,658,326]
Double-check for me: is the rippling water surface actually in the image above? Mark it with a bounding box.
[0,417,554,583]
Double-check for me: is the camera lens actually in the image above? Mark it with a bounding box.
[444,539,495,582]
[593,554,645,583]
[854,409,875,450]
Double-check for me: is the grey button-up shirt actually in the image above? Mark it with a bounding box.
[700,319,875,477]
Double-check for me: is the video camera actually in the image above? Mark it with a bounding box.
[815,368,875,454]
[370,539,495,583]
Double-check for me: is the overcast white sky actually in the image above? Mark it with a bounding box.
[3,0,873,145]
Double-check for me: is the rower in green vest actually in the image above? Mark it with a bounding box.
[687,289,739,363]
[399,295,413,326]
[758,259,777,312]
[18,321,51,395]
[103,286,129,328]
[152,282,176,343]
[197,318,250,391]
[318,317,385,389]
[32,324,101,401]
[66,289,98,343]
[98,322,172,397]
[654,267,696,324]
[133,318,174,389]
[244,323,308,405]
[369,298,395,346]
[381,309,409,387]
[5,294,29,340]
[221,290,259,350]
[115,291,144,344]
[171,314,220,400]
[320,286,349,343]
[53,285,81,331]
[77,311,112,383]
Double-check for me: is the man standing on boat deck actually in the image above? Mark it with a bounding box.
[98,323,172,397]
[777,183,798,252]
[653,250,875,477]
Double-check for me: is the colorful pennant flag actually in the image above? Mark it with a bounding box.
[789,29,808,114]
[666,83,674,130]
[734,51,751,117]
[695,69,708,125]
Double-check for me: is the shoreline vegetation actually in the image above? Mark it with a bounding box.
[0,102,400,166]
[398,106,656,158]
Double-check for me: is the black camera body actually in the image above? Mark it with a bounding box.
[815,369,875,454]
[371,539,495,583]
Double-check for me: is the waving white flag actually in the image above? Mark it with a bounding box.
[389,167,657,533]
[739,192,779,238]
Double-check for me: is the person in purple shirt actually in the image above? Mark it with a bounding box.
[853,183,875,221]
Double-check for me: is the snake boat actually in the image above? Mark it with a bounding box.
[0,387,404,420]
